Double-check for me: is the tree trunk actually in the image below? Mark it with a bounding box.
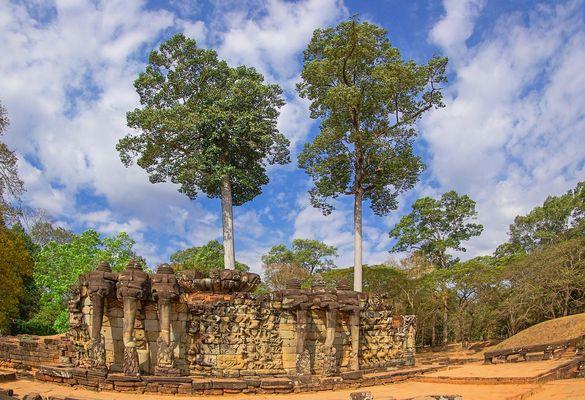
[441,281,448,346]
[221,175,235,270]
[353,190,363,292]
[431,315,436,347]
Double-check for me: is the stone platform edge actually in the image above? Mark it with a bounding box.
[25,365,442,395]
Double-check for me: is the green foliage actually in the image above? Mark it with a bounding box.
[390,191,484,269]
[8,224,42,334]
[444,257,503,342]
[297,18,446,215]
[0,222,34,334]
[34,230,138,333]
[117,33,290,206]
[262,239,337,290]
[319,264,406,293]
[262,239,337,275]
[498,181,584,256]
[502,238,585,331]
[319,263,428,316]
[170,240,249,275]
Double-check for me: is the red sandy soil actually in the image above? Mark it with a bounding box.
[1,378,541,400]
[420,358,571,379]
[528,378,585,399]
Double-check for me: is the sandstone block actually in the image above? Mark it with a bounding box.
[349,391,374,400]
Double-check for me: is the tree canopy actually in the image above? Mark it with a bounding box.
[497,182,584,256]
[34,230,139,332]
[0,221,34,334]
[297,17,447,291]
[170,240,249,274]
[118,33,289,205]
[390,191,484,269]
[117,33,290,270]
[262,239,337,290]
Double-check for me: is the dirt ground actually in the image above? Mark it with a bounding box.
[1,378,543,400]
[420,358,570,379]
[2,345,584,399]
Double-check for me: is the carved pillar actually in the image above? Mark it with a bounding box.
[295,307,311,375]
[87,261,117,369]
[403,315,417,366]
[117,259,149,376]
[283,278,311,375]
[323,307,338,376]
[349,310,360,371]
[151,264,180,375]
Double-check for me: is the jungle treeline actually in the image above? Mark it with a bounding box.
[263,182,584,347]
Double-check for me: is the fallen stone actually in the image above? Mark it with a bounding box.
[349,391,374,400]
[23,393,43,400]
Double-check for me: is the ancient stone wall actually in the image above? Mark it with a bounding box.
[0,336,72,370]
[0,260,416,395]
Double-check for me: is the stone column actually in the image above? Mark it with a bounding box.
[403,315,417,366]
[151,264,180,375]
[117,259,149,376]
[349,310,360,371]
[283,278,311,376]
[323,307,338,376]
[87,261,117,369]
[295,307,311,375]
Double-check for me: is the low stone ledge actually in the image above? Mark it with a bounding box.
[105,373,141,382]
[38,367,73,379]
[341,370,363,380]
[30,365,438,395]
[259,377,294,389]
[191,379,212,390]
[212,379,247,390]
[141,376,191,383]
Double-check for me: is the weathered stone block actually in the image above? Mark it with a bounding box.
[212,379,247,390]
[349,391,374,400]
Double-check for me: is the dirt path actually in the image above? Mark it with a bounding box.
[527,378,585,400]
[1,379,542,400]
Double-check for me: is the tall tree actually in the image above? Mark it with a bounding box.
[262,239,337,289]
[390,190,483,344]
[0,101,24,218]
[117,34,289,270]
[170,240,248,274]
[297,18,447,291]
[498,182,584,256]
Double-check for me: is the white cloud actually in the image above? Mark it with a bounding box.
[293,194,389,268]
[423,0,585,257]
[429,0,486,61]
[212,0,347,151]
[215,0,347,80]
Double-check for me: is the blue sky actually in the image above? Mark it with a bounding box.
[1,0,583,273]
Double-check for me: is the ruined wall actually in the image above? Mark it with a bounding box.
[69,284,415,377]
[1,261,415,387]
[0,336,71,370]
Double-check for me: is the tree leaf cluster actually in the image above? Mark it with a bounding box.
[0,221,34,334]
[117,33,290,206]
[170,239,249,275]
[34,230,139,332]
[297,18,446,215]
[262,239,338,290]
[390,190,484,268]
